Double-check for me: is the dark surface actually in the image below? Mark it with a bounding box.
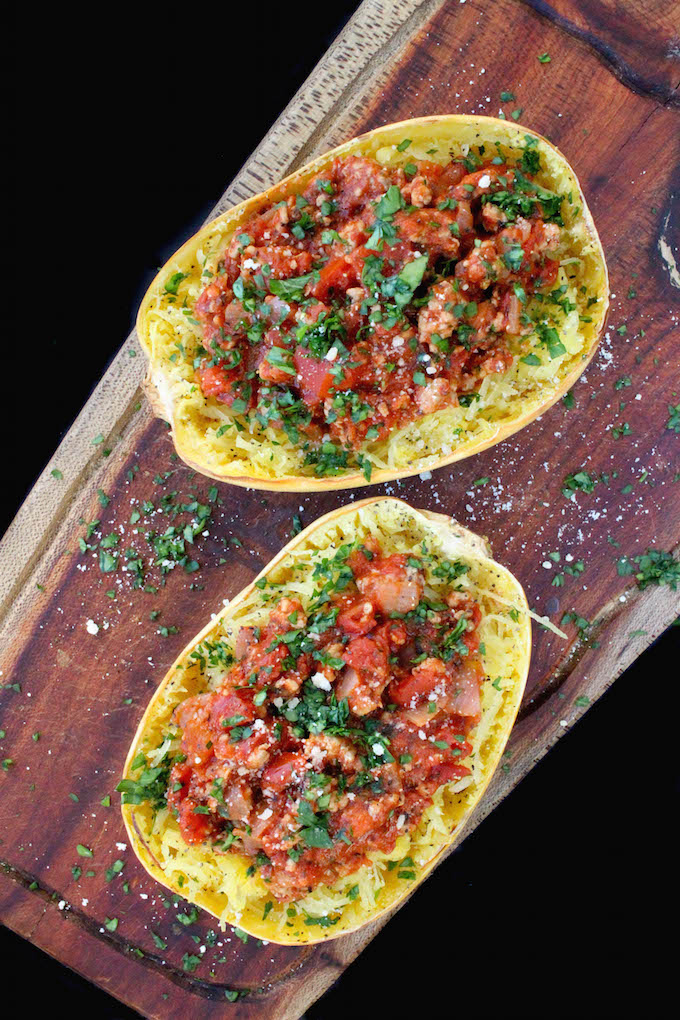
[7,3,677,1017]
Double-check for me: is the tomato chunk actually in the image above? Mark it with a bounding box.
[196,363,240,401]
[293,349,335,405]
[337,599,377,636]
[310,256,358,301]
[262,751,307,793]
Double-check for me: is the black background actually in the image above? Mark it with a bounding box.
[7,4,677,1017]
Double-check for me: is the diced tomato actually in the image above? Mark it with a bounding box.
[196,362,253,411]
[429,761,471,784]
[462,604,482,654]
[373,240,414,276]
[302,301,330,324]
[343,632,390,681]
[215,721,277,770]
[337,599,377,636]
[413,159,445,183]
[326,345,373,393]
[240,202,292,246]
[390,722,472,790]
[344,244,372,278]
[530,256,560,289]
[252,245,313,279]
[196,363,241,401]
[177,797,218,844]
[174,710,214,767]
[293,348,335,405]
[347,540,381,578]
[432,725,472,756]
[167,764,219,844]
[194,280,229,323]
[167,763,192,806]
[333,799,379,841]
[257,330,295,385]
[261,751,307,793]
[389,662,443,709]
[375,619,408,650]
[309,255,358,301]
[338,629,392,715]
[208,689,257,730]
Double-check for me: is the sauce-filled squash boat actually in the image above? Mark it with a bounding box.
[119,498,532,944]
[137,115,608,490]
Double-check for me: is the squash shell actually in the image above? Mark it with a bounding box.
[121,497,531,944]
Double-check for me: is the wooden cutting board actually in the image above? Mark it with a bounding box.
[1,1,678,1016]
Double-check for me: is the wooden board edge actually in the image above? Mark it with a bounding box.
[2,0,679,1013]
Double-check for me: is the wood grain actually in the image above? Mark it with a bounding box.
[1,1,679,1017]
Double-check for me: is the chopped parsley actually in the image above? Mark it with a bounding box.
[562,471,598,499]
[666,403,680,433]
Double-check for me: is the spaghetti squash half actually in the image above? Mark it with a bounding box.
[137,115,608,490]
[119,497,531,944]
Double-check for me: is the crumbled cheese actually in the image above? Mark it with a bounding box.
[309,746,325,768]
[310,672,332,691]
[85,619,99,635]
[325,347,338,362]
[372,743,385,756]
[478,174,491,188]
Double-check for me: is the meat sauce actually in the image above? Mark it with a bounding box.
[167,543,485,902]
[193,141,563,475]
